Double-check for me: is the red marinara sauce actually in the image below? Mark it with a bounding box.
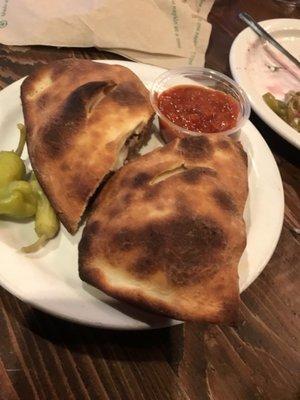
[157,85,239,135]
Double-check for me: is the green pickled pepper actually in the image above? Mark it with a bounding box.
[263,91,300,133]
[0,124,26,188]
[263,92,278,111]
[0,180,37,218]
[22,175,60,253]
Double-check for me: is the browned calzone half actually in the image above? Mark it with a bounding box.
[79,136,248,323]
[21,59,154,234]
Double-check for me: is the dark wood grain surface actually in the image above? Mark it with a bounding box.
[0,1,299,399]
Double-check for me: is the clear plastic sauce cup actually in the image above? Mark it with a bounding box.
[150,67,251,142]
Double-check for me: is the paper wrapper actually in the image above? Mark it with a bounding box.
[0,0,214,68]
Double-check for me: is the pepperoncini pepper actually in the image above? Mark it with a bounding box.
[22,175,60,253]
[0,180,37,218]
[0,124,26,188]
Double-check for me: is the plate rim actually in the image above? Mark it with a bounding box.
[0,60,284,329]
[229,18,300,149]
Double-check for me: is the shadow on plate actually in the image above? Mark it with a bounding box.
[82,282,180,328]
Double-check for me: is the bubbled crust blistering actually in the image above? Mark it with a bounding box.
[79,135,248,323]
[21,59,154,233]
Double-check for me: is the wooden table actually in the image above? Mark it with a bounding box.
[0,1,299,399]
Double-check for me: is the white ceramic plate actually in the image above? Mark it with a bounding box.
[230,18,300,149]
[0,60,284,330]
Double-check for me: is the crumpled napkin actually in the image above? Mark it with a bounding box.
[0,0,214,68]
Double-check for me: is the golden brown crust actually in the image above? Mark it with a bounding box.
[78,135,248,323]
[21,59,154,233]
[79,266,239,324]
